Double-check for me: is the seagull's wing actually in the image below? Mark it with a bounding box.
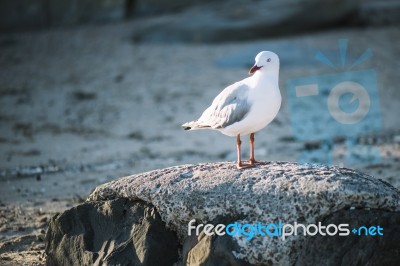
[197,82,251,129]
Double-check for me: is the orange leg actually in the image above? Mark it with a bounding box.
[236,134,254,169]
[249,133,258,165]
[236,135,243,168]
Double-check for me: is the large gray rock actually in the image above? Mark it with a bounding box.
[132,0,359,42]
[86,161,400,265]
[45,198,179,265]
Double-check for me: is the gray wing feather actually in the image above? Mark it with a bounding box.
[198,84,250,129]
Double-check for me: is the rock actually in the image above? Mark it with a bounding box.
[85,161,400,265]
[134,0,208,16]
[45,198,179,266]
[132,0,359,42]
[354,0,400,26]
[184,231,251,266]
[296,209,400,265]
[0,0,126,32]
[0,0,47,31]
[45,162,400,265]
[183,209,400,266]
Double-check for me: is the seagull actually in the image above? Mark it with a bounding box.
[182,51,281,169]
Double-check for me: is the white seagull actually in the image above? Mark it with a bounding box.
[182,51,281,169]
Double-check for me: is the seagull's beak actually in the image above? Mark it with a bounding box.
[249,65,262,75]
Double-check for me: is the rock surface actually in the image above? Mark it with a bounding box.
[295,209,400,265]
[132,0,359,42]
[45,198,179,265]
[354,0,400,26]
[0,0,126,31]
[83,161,400,265]
[181,209,400,266]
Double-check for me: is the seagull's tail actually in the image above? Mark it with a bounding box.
[182,120,211,131]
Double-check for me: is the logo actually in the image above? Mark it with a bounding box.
[286,39,381,165]
[188,220,383,241]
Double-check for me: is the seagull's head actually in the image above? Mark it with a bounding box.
[249,51,279,76]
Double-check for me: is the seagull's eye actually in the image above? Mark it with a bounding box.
[267,58,271,62]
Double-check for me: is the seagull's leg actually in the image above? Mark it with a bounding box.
[249,133,258,165]
[236,134,253,169]
[236,134,243,168]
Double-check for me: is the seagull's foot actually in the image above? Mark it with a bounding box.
[236,162,255,169]
[249,158,259,165]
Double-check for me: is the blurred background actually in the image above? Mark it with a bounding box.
[0,0,399,264]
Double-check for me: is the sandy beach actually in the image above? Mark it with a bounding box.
[0,20,399,264]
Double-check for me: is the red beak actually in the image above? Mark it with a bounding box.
[249,65,262,75]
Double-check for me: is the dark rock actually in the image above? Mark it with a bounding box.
[0,0,126,32]
[184,231,251,266]
[296,209,400,265]
[132,0,359,43]
[134,0,209,16]
[353,0,400,26]
[45,198,179,266]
